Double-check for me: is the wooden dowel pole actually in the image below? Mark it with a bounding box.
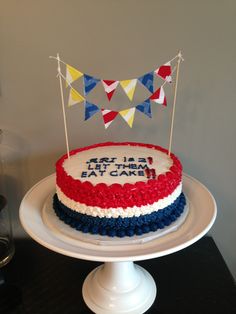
[168,51,183,156]
[57,53,70,159]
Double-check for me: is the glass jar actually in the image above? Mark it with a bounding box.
[0,130,15,267]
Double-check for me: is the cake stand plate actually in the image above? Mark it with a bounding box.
[19,174,217,314]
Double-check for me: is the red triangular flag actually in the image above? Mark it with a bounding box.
[102,80,119,101]
[150,86,167,106]
[155,62,172,83]
[101,109,119,128]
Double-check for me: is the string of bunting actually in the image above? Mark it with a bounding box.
[51,52,183,159]
[64,60,173,102]
[50,54,179,129]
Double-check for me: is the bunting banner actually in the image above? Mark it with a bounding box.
[150,86,167,106]
[101,109,119,129]
[52,52,183,131]
[119,107,136,128]
[66,64,83,87]
[136,99,152,118]
[55,54,178,100]
[138,72,154,93]
[102,80,119,101]
[68,87,85,107]
[120,79,137,101]
[84,101,99,121]
[84,74,100,95]
[155,61,172,83]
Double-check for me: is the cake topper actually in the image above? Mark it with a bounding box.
[50,52,184,158]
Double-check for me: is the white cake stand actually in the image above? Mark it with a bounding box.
[19,174,216,314]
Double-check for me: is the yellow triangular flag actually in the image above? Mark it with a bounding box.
[66,64,83,87]
[68,87,85,107]
[120,79,137,101]
[119,107,136,128]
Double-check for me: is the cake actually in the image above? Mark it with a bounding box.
[53,142,186,237]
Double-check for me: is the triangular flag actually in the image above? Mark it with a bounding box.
[101,109,118,129]
[102,80,119,101]
[138,72,154,93]
[84,74,100,95]
[120,79,137,101]
[150,86,167,106]
[136,99,152,118]
[155,61,172,83]
[66,64,83,87]
[84,101,99,121]
[68,87,85,107]
[119,108,136,128]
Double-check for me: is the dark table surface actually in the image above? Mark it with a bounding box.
[0,236,236,314]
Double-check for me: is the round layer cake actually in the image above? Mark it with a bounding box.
[53,142,186,237]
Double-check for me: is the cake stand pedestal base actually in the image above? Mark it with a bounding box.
[82,261,156,314]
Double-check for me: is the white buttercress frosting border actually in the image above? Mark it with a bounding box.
[56,182,182,218]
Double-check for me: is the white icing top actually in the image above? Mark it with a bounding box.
[63,145,172,184]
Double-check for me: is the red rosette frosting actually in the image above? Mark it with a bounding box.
[56,142,182,209]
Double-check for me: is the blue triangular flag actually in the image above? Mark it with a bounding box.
[84,101,100,120]
[83,74,100,95]
[138,72,154,93]
[136,99,152,118]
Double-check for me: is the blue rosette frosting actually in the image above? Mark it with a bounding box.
[53,193,186,237]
